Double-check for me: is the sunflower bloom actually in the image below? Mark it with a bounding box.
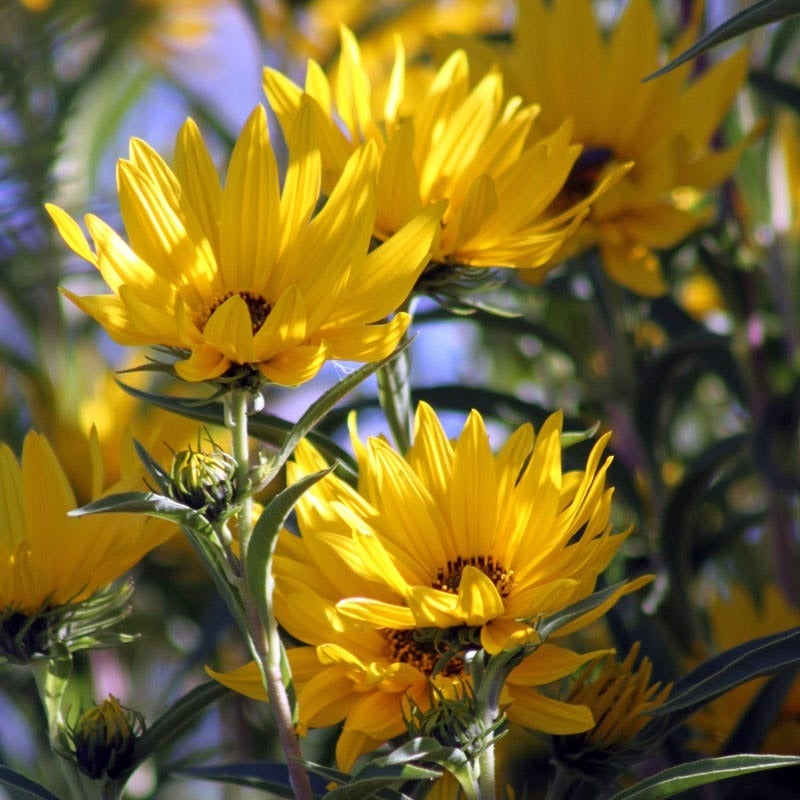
[210,403,649,766]
[472,0,752,295]
[306,402,650,654]
[0,431,172,659]
[264,29,625,274]
[209,547,608,770]
[48,103,442,385]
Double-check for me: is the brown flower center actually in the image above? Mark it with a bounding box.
[557,146,615,209]
[432,554,514,598]
[382,628,464,677]
[194,291,272,334]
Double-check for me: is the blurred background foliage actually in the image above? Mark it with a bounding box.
[3,0,800,798]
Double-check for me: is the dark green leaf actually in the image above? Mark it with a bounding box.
[115,381,358,483]
[750,70,800,111]
[175,761,328,797]
[651,627,800,722]
[722,667,799,755]
[606,754,800,800]
[644,0,800,81]
[537,580,633,640]
[133,681,231,775]
[0,767,60,800]
[324,763,442,800]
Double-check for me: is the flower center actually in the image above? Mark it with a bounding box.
[194,291,272,334]
[432,554,514,598]
[382,629,464,677]
[556,146,615,209]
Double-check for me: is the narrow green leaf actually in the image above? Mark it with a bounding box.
[750,70,800,111]
[0,767,60,800]
[722,668,799,755]
[68,490,192,520]
[116,381,359,483]
[324,764,442,800]
[651,627,800,719]
[133,438,172,493]
[245,468,334,626]
[537,580,632,640]
[132,681,231,774]
[606,754,800,800]
[271,339,413,479]
[174,761,328,797]
[644,0,800,81]
[243,468,333,723]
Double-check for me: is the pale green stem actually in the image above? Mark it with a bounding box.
[477,738,496,800]
[226,388,314,800]
[32,657,95,800]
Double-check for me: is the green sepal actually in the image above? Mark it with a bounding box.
[173,761,329,797]
[644,0,800,80]
[0,766,61,800]
[606,754,800,800]
[649,626,800,727]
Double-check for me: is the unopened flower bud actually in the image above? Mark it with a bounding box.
[168,445,238,521]
[72,695,143,780]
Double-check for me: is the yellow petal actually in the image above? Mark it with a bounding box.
[336,597,417,629]
[454,565,505,625]
[505,688,595,735]
[203,294,256,364]
[220,105,279,292]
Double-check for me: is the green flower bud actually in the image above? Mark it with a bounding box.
[168,445,238,521]
[72,695,143,780]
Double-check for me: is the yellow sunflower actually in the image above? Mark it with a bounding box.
[466,0,752,295]
[210,402,649,767]
[264,28,624,275]
[48,102,442,385]
[210,547,607,770]
[0,431,171,629]
[690,584,800,755]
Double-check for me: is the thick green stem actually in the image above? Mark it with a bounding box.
[226,388,314,800]
[477,739,496,800]
[32,656,95,800]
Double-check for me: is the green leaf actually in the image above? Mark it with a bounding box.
[132,681,231,776]
[245,467,334,625]
[606,754,800,800]
[68,490,193,521]
[536,580,633,640]
[175,761,329,797]
[644,0,800,81]
[243,468,333,723]
[376,738,478,800]
[324,763,443,800]
[0,767,60,800]
[750,70,800,111]
[722,667,799,755]
[651,627,800,722]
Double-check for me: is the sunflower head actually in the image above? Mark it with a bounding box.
[553,643,671,781]
[49,101,441,388]
[264,27,626,290]
[467,0,754,296]
[168,440,239,522]
[0,431,170,660]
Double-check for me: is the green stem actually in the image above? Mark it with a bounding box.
[226,388,314,800]
[477,740,496,800]
[31,656,95,799]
